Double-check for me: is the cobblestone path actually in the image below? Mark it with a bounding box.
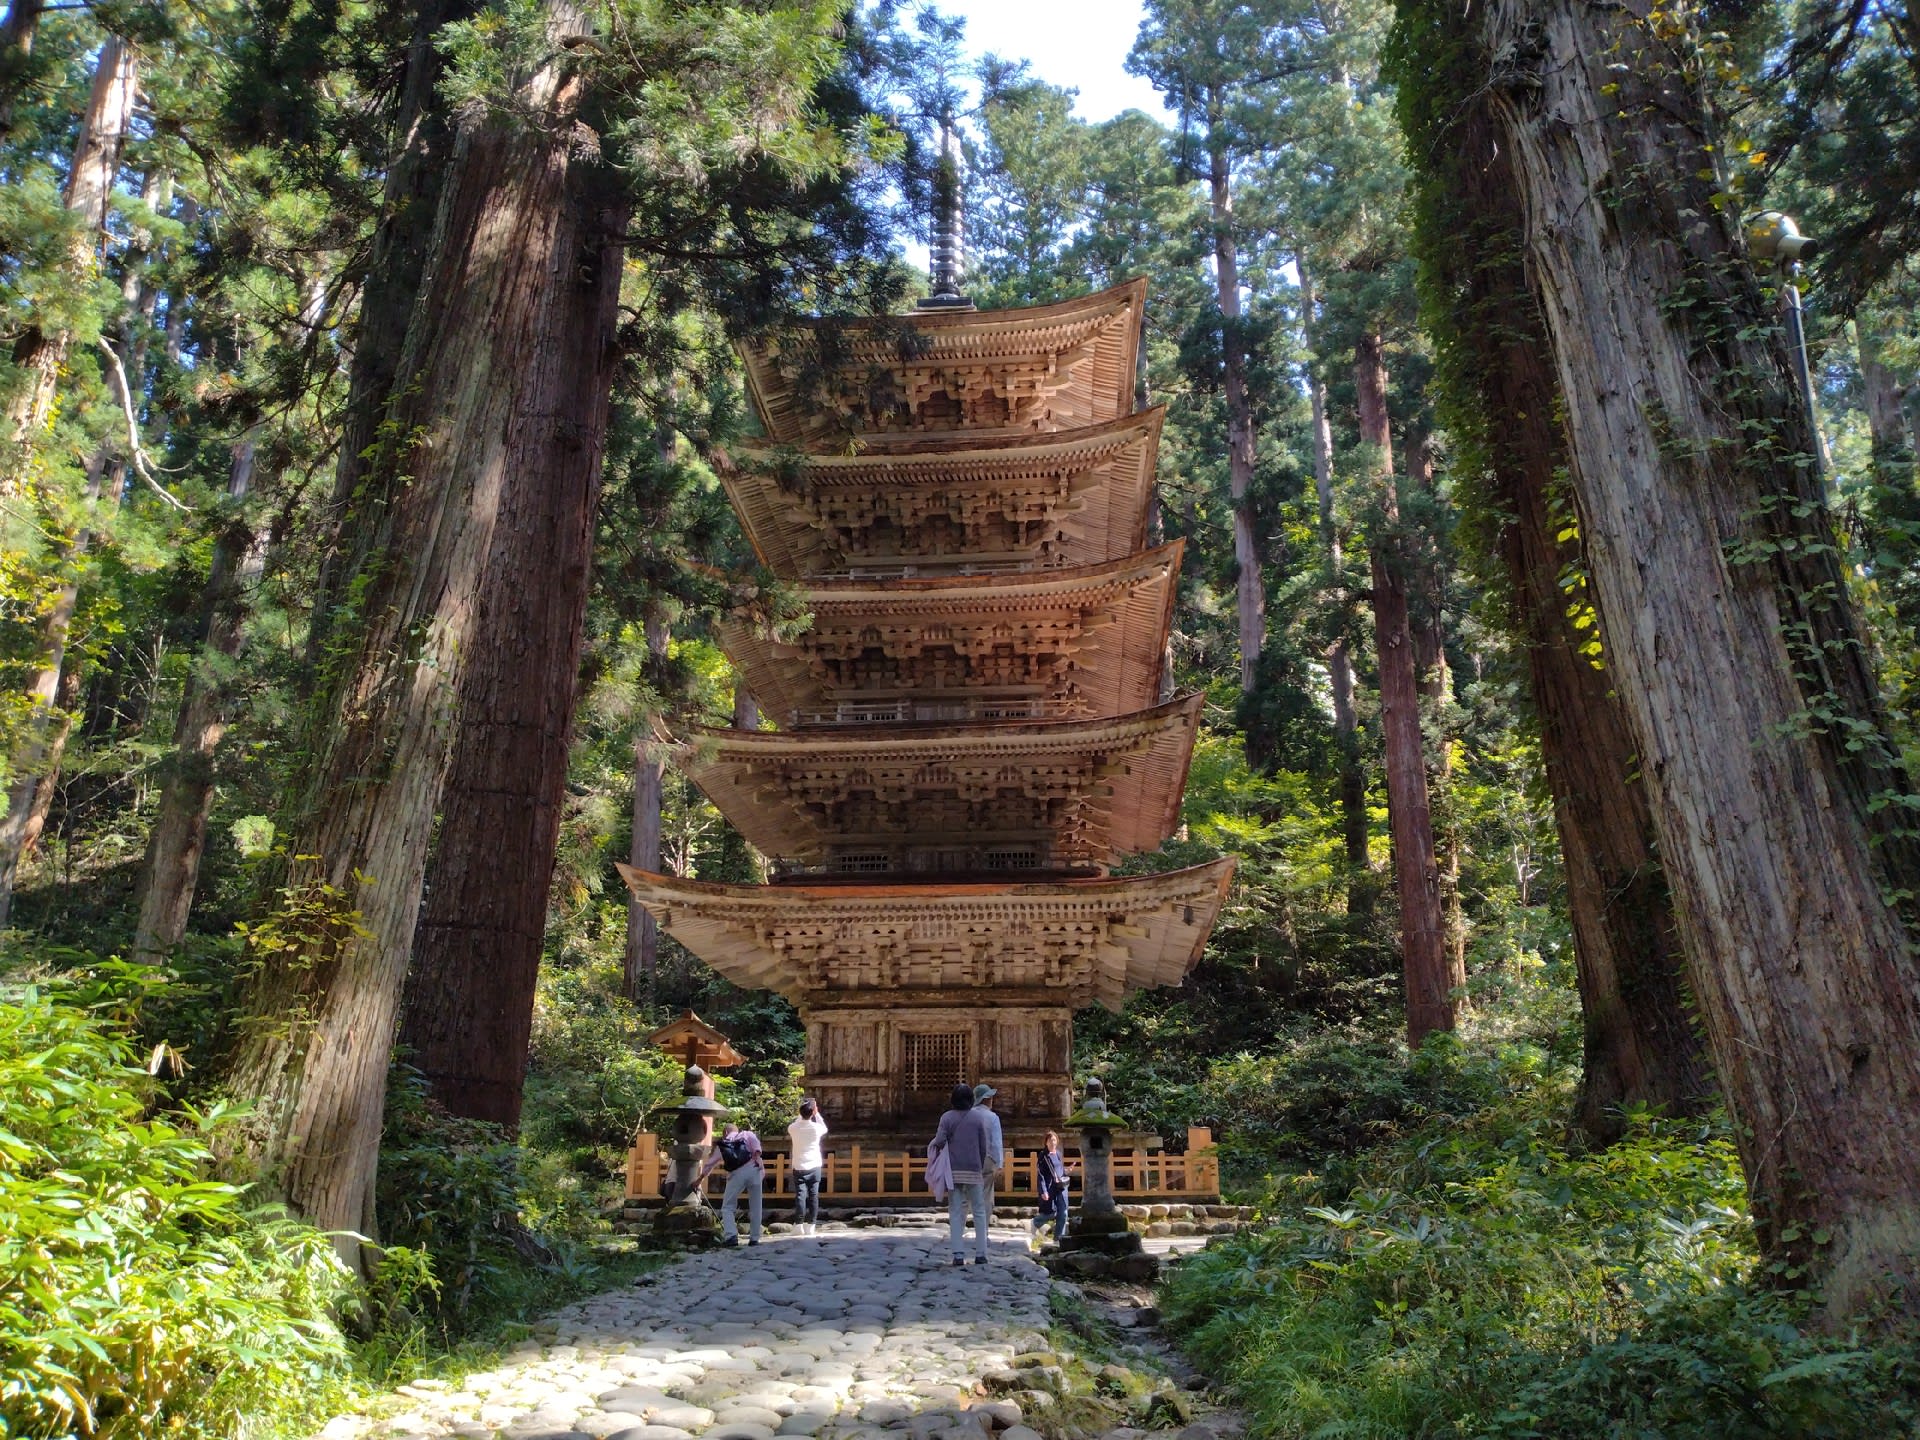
[314,1223,1222,1440]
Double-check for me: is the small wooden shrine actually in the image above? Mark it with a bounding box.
[646,1010,745,1072]
[621,274,1232,1151]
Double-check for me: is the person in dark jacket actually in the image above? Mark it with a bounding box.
[1032,1129,1074,1245]
[928,1083,998,1266]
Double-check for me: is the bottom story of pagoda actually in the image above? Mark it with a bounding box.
[618,858,1234,1147]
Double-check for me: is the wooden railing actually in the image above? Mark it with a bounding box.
[626,1134,1221,1205]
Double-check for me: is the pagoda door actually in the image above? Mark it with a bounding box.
[901,1029,971,1121]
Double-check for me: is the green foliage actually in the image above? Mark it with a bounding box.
[0,971,354,1439]
[521,966,686,1172]
[1159,1016,1920,1439]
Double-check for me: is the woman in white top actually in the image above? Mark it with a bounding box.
[787,1097,829,1235]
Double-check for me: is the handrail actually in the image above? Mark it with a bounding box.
[626,1136,1222,1204]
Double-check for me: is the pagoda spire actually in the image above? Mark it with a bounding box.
[920,117,972,310]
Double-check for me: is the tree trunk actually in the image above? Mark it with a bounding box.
[1207,126,1263,695]
[1407,91,1712,1141]
[732,687,759,732]
[0,448,112,924]
[1407,427,1466,990]
[1298,255,1369,896]
[1479,0,1920,1312]
[1859,320,1914,486]
[218,11,625,1253]
[1357,331,1451,1045]
[305,0,482,667]
[624,614,672,1002]
[131,434,267,961]
[3,35,136,499]
[396,169,622,1126]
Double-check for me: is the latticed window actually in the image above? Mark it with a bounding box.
[834,851,892,874]
[985,846,1039,870]
[903,1032,969,1110]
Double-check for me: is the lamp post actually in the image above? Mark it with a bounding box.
[653,1064,729,1244]
[1749,210,1824,479]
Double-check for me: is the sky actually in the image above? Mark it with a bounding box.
[942,0,1172,122]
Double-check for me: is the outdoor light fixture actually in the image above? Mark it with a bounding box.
[1747,210,1821,266]
[1748,211,1824,477]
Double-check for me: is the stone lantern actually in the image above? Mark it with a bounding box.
[1046,1077,1157,1281]
[653,1064,730,1244]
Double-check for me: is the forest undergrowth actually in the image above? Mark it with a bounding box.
[1155,988,1920,1439]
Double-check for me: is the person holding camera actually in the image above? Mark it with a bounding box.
[787,1097,829,1236]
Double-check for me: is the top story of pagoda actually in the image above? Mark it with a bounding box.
[738,279,1145,451]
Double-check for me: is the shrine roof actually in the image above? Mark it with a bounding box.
[646,1010,746,1069]
[669,693,1205,870]
[616,857,1236,1010]
[717,541,1183,728]
[738,279,1146,450]
[723,409,1163,580]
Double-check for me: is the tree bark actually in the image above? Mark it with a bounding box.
[131,434,267,961]
[624,614,672,1002]
[1358,331,1451,1044]
[1207,124,1264,695]
[1411,94,1711,1141]
[1406,427,1465,989]
[1859,320,1914,487]
[3,35,136,499]
[396,166,623,1127]
[1298,255,1369,895]
[305,0,482,667]
[1478,0,1920,1312]
[218,10,625,1252]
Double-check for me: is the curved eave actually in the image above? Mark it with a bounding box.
[673,693,1205,865]
[717,540,1183,725]
[722,408,1164,580]
[738,279,1146,449]
[616,855,1236,1010]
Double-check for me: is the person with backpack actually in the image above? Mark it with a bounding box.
[927,1083,999,1266]
[696,1121,764,1245]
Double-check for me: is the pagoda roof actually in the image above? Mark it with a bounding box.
[717,541,1183,728]
[739,279,1146,450]
[670,693,1205,871]
[616,857,1236,1011]
[724,408,1163,580]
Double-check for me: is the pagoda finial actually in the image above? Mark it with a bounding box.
[920,117,972,311]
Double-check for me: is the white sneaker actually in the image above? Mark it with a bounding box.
[801,1223,814,1236]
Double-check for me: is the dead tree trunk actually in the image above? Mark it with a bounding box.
[131,434,267,961]
[1207,123,1264,695]
[3,36,136,499]
[1357,332,1451,1044]
[1480,0,1920,1312]
[218,14,625,1250]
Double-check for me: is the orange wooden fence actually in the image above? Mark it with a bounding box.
[626,1132,1220,1204]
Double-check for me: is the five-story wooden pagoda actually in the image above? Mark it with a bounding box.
[621,275,1232,1148]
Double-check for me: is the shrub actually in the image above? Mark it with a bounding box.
[0,972,353,1439]
[1159,1024,1920,1439]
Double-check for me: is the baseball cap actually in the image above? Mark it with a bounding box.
[973,1083,997,1101]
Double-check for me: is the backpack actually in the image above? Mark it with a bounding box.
[717,1133,754,1172]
